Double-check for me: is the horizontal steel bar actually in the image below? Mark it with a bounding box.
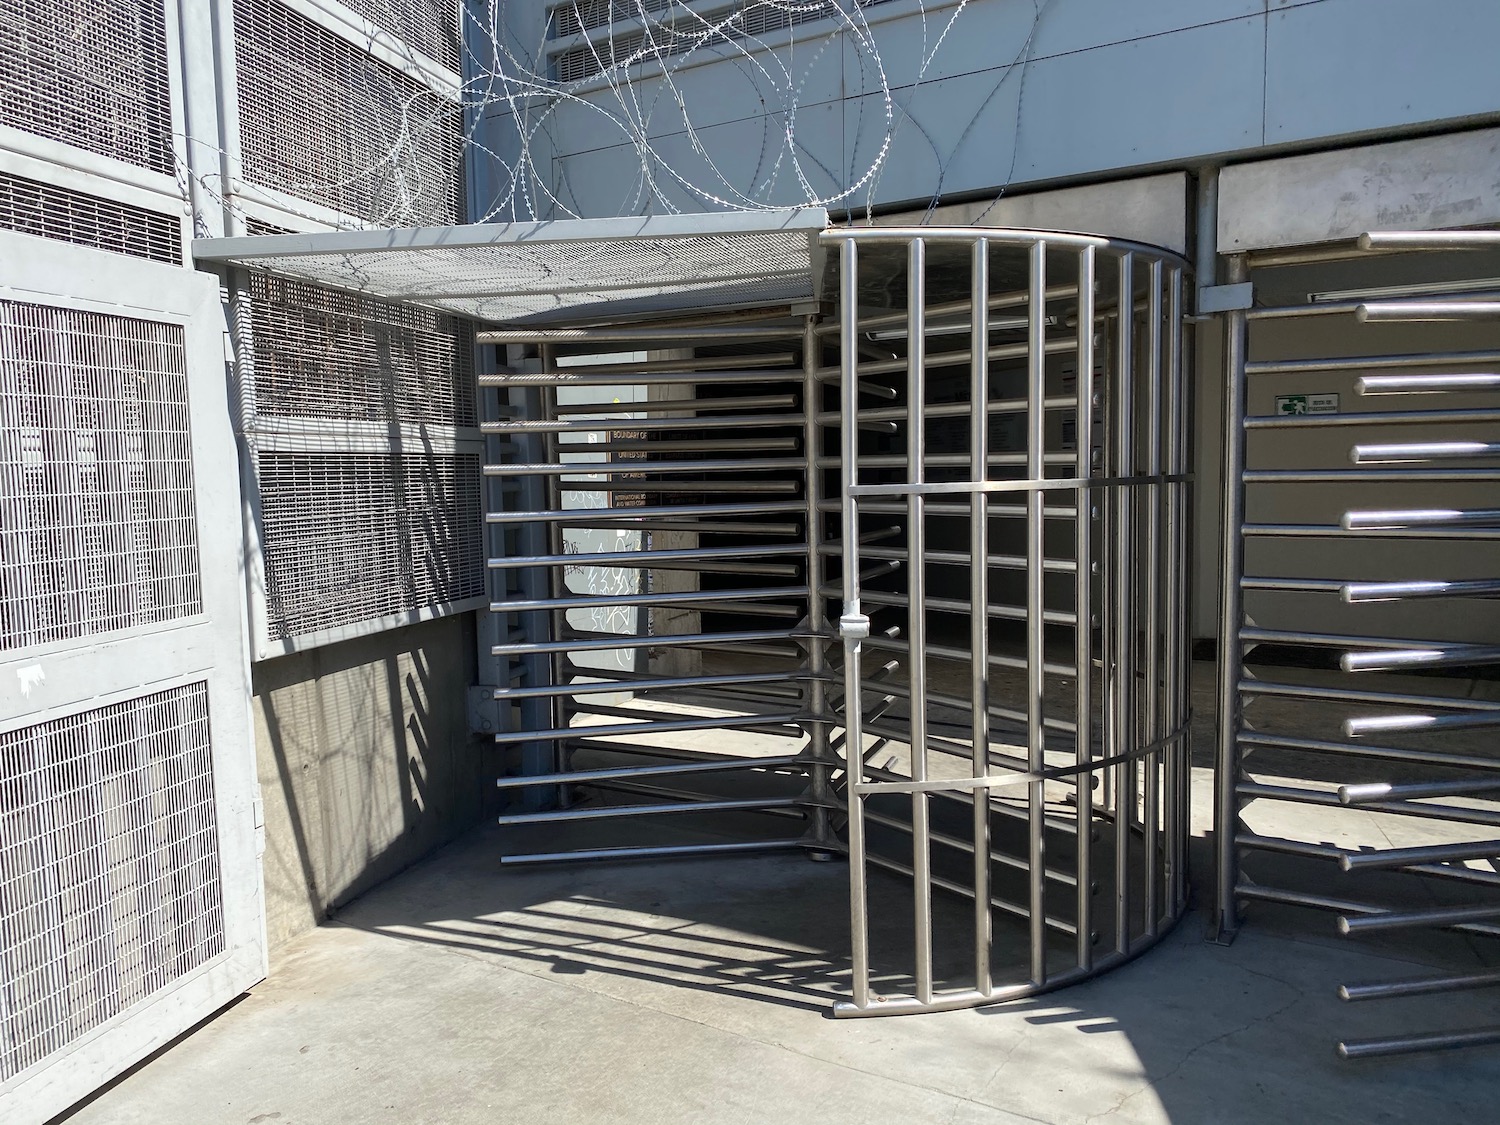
[1339,778,1500,805]
[493,711,806,745]
[1358,373,1500,395]
[1239,730,1500,773]
[493,628,815,657]
[499,795,803,826]
[1344,507,1500,530]
[493,670,806,700]
[567,437,799,454]
[1232,883,1500,939]
[1236,833,1500,891]
[479,356,799,384]
[813,282,1082,336]
[499,839,806,866]
[1342,644,1500,672]
[486,457,807,476]
[829,544,1077,574]
[1339,902,1500,935]
[1240,679,1500,715]
[488,544,802,572]
[1246,350,1500,376]
[495,754,807,789]
[1342,578,1500,602]
[1358,230,1500,251]
[867,678,1079,734]
[1241,626,1448,650]
[1243,521,1500,540]
[478,325,804,344]
[1357,300,1500,322]
[1340,839,1500,872]
[1246,408,1500,429]
[552,394,797,416]
[1241,576,1345,593]
[562,520,803,536]
[819,225,1189,265]
[491,585,805,614]
[815,395,1077,427]
[1352,441,1500,463]
[855,589,1078,626]
[818,498,1079,520]
[1345,711,1500,736]
[1338,1026,1500,1060]
[486,500,806,524]
[482,413,805,434]
[1245,468,1500,483]
[862,635,1077,679]
[1237,781,1500,828]
[814,335,1081,380]
[849,472,1183,498]
[1340,969,1500,1004]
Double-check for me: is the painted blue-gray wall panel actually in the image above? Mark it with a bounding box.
[844,15,1264,207]
[554,100,845,215]
[845,0,1264,96]
[1265,0,1500,144]
[1009,14,1266,181]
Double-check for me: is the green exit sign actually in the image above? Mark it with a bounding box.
[1275,392,1340,415]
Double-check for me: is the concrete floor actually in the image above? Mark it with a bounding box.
[60,656,1500,1125]
[64,807,1498,1124]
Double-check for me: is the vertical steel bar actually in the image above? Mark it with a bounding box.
[970,238,993,995]
[1026,239,1050,985]
[839,237,871,1007]
[907,237,934,1005]
[1213,254,1250,940]
[1113,252,1136,955]
[1164,269,1187,912]
[539,344,568,801]
[802,313,834,850]
[1142,260,1164,938]
[1073,246,1097,971]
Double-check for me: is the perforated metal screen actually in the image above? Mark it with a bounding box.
[0,0,173,174]
[0,301,203,652]
[342,0,461,70]
[257,450,484,640]
[0,682,225,1082]
[0,170,182,265]
[243,273,476,427]
[195,210,827,323]
[232,0,464,225]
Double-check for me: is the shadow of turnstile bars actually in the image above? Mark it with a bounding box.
[1214,227,1500,1058]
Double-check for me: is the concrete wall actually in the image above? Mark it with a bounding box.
[252,614,491,950]
[475,0,1500,220]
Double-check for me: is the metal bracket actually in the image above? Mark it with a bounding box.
[838,612,870,641]
[1197,282,1254,315]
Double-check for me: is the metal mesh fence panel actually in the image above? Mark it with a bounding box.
[0,682,224,1081]
[0,170,182,265]
[233,0,464,225]
[256,449,484,640]
[0,0,173,174]
[243,273,477,427]
[340,0,461,70]
[0,301,202,653]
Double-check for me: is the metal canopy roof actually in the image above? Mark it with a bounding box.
[192,209,828,325]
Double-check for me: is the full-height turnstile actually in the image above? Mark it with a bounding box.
[1214,228,1500,1057]
[479,224,1194,1015]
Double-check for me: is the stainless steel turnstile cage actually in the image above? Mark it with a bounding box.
[476,224,1193,1016]
[829,229,1192,1015]
[1214,228,1500,1057]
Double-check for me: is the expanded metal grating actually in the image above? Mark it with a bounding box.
[256,450,484,640]
[0,682,224,1082]
[0,170,182,265]
[0,301,202,653]
[0,0,173,174]
[341,0,461,71]
[195,210,827,323]
[243,273,476,427]
[233,0,464,226]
